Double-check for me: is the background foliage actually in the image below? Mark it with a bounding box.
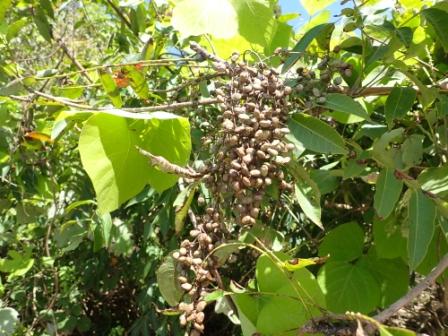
[0,0,447,335]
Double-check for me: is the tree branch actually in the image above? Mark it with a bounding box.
[374,253,448,322]
[137,147,203,179]
[57,39,93,83]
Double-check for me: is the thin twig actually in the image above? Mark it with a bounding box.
[374,253,448,322]
[189,41,226,64]
[57,39,93,83]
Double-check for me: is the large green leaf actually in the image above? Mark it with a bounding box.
[373,216,407,259]
[234,0,274,47]
[408,190,437,270]
[318,222,364,262]
[254,253,325,334]
[422,8,448,52]
[374,168,403,219]
[172,0,238,38]
[301,0,335,15]
[156,256,183,306]
[324,93,370,121]
[288,114,347,154]
[385,87,417,128]
[282,23,334,73]
[79,113,149,213]
[78,112,191,213]
[359,252,409,308]
[317,261,381,314]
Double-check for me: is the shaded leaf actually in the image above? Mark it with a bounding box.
[317,261,380,314]
[374,168,403,219]
[408,190,436,270]
[156,256,183,306]
[385,87,417,128]
[422,8,448,52]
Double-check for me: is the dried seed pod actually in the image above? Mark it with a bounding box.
[196,312,205,324]
[250,208,260,218]
[192,258,203,265]
[194,322,205,332]
[222,119,234,130]
[250,169,261,177]
[190,230,200,237]
[196,301,207,312]
[181,283,193,291]
[178,276,188,284]
[180,313,187,326]
[242,176,251,187]
[243,154,253,164]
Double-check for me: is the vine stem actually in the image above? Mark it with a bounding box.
[374,253,448,322]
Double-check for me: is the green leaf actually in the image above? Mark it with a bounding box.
[54,221,88,252]
[408,190,437,270]
[34,7,53,42]
[0,250,35,280]
[301,0,335,15]
[174,184,197,234]
[156,256,183,306]
[415,228,448,279]
[418,165,448,198]
[422,8,448,52]
[318,222,364,262]
[78,112,191,213]
[374,168,403,219]
[79,113,149,213]
[282,23,334,73]
[401,134,424,169]
[99,71,123,108]
[310,169,339,195]
[372,128,405,168]
[317,261,381,314]
[379,325,416,336]
[172,0,238,38]
[255,253,325,334]
[373,215,407,259]
[359,252,409,308]
[140,114,192,192]
[0,0,12,21]
[289,164,322,229]
[324,93,370,121]
[385,87,417,128]
[124,65,149,99]
[288,114,347,154]
[234,0,274,48]
[0,307,19,336]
